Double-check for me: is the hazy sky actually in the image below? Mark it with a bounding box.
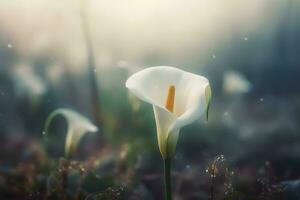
[0,0,297,71]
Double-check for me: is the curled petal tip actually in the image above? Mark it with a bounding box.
[205,85,212,122]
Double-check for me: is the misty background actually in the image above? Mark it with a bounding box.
[0,0,300,199]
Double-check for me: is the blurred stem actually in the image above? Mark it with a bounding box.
[80,0,102,125]
[61,158,70,200]
[62,169,68,200]
[74,172,85,200]
[164,158,172,200]
[210,175,215,200]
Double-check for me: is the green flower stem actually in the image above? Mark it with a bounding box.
[164,157,172,200]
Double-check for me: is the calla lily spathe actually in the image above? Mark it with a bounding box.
[126,66,211,158]
[44,108,98,158]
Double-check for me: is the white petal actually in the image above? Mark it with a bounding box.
[153,105,177,157]
[126,66,180,112]
[44,108,98,157]
[126,66,210,157]
[59,109,98,133]
[126,66,209,117]
[168,81,207,133]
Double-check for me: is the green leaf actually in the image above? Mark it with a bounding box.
[43,108,98,158]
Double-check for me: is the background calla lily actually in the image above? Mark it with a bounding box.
[126,66,211,158]
[43,108,98,158]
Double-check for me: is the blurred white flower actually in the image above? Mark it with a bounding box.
[12,64,47,103]
[46,63,65,85]
[223,71,251,95]
[44,108,98,158]
[126,66,211,158]
[117,60,142,75]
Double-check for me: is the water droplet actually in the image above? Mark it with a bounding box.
[42,131,46,135]
[260,98,264,102]
[205,169,209,173]
[7,44,13,48]
[186,165,190,169]
[212,54,216,59]
[94,68,97,72]
[244,37,248,41]
[224,112,229,116]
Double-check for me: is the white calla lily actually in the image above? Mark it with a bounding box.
[126,66,211,158]
[44,108,98,158]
